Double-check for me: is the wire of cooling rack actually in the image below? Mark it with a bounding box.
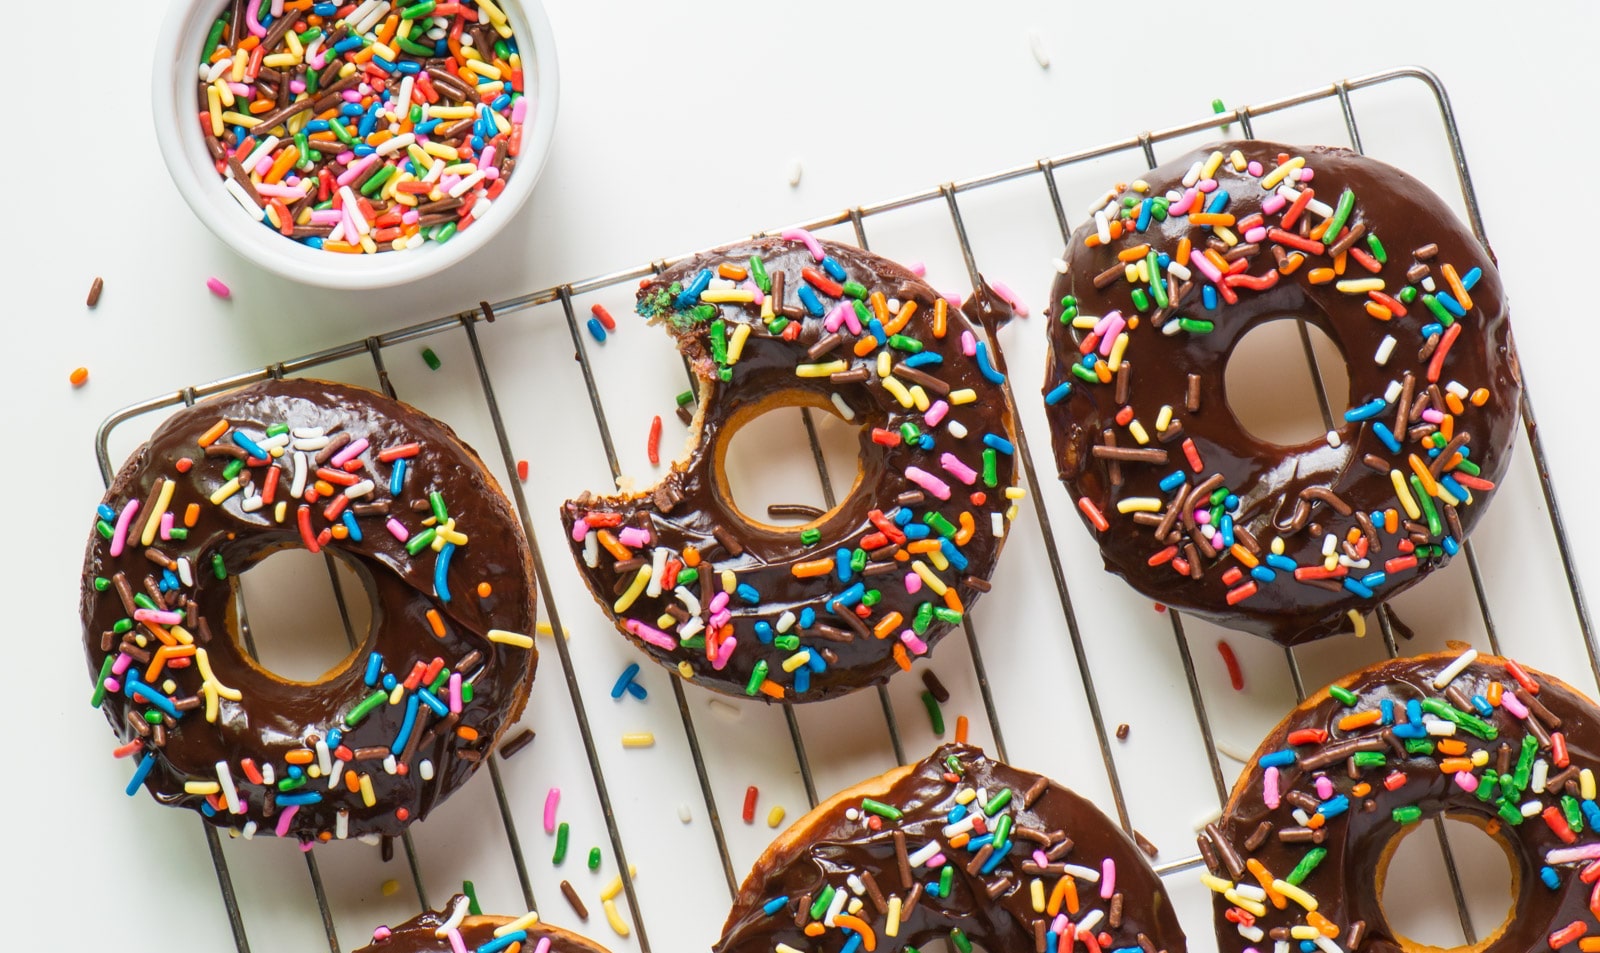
[93,66,1597,953]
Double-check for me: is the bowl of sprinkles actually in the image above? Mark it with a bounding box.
[153,0,558,290]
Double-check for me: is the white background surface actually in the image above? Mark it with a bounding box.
[12,2,1600,951]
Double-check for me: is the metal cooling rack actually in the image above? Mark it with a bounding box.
[94,66,1597,953]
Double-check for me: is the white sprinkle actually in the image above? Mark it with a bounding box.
[224,177,266,221]
[328,760,345,790]
[1167,262,1192,281]
[334,810,348,839]
[1062,864,1101,883]
[1446,380,1470,399]
[1383,379,1403,403]
[1077,910,1105,934]
[1522,800,1543,818]
[1027,30,1050,68]
[831,392,856,421]
[261,763,275,786]
[947,420,968,439]
[991,512,1005,539]
[1426,720,1458,736]
[707,697,741,720]
[1325,430,1341,448]
[678,803,693,824]
[435,894,470,939]
[1052,258,1069,274]
[419,760,434,781]
[1230,882,1266,903]
[1533,758,1550,794]
[291,450,308,498]
[1375,335,1397,365]
[583,531,599,568]
[907,840,941,867]
[1094,209,1111,245]
[344,479,375,499]
[1430,648,1478,689]
[177,558,194,588]
[1182,162,1203,188]
[243,820,258,840]
[823,883,849,926]
[1215,741,1254,764]
[1239,925,1265,942]
[646,547,669,598]
[847,874,866,896]
[787,160,803,188]
[845,808,860,821]
[217,761,243,814]
[1422,276,1437,292]
[1313,935,1345,953]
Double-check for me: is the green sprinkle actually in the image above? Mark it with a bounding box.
[1420,698,1496,740]
[134,593,157,611]
[1392,805,1422,825]
[93,576,111,592]
[90,656,115,708]
[1328,685,1359,706]
[774,635,800,651]
[1325,188,1356,241]
[1421,294,1454,327]
[1353,752,1387,769]
[899,422,923,444]
[913,602,934,634]
[406,527,438,555]
[222,458,244,480]
[991,812,1012,847]
[932,607,963,625]
[1178,317,1215,334]
[939,865,955,900]
[850,548,867,573]
[429,491,449,523]
[113,618,133,635]
[689,304,715,323]
[984,788,1013,816]
[1404,739,1435,756]
[676,390,695,407]
[1565,795,1584,833]
[1212,97,1230,132]
[1151,198,1170,222]
[922,691,945,735]
[1512,733,1539,792]
[345,690,388,726]
[888,334,923,353]
[745,659,768,695]
[553,821,569,864]
[429,668,451,693]
[710,319,728,365]
[359,163,396,197]
[144,710,164,725]
[861,589,881,608]
[433,222,458,244]
[809,886,835,920]
[421,347,442,370]
[1130,288,1150,311]
[951,927,973,953]
[1366,234,1387,264]
[1398,285,1419,304]
[982,448,998,488]
[1476,769,1498,802]
[95,520,115,540]
[841,280,868,299]
[588,847,602,870]
[463,881,482,916]
[1070,363,1100,383]
[680,636,705,651]
[461,682,473,704]
[202,17,228,63]
[398,0,436,17]
[1457,459,1482,477]
[860,798,903,820]
[1498,802,1525,826]
[924,512,957,538]
[278,774,307,792]
[1411,475,1444,539]
[749,256,770,293]
[799,528,821,546]
[1286,847,1327,885]
[677,567,700,587]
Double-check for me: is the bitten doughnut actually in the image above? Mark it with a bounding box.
[1044,141,1520,644]
[561,235,1021,702]
[1202,650,1600,953]
[717,743,1186,953]
[355,896,612,953]
[80,379,537,842]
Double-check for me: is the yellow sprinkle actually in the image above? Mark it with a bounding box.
[721,569,737,594]
[925,547,949,572]
[949,388,977,405]
[219,111,260,128]
[781,651,812,673]
[535,621,571,640]
[621,733,655,748]
[1290,926,1321,941]
[1107,331,1129,370]
[881,375,914,408]
[601,866,639,901]
[1200,873,1234,894]
[1273,879,1318,911]
[476,0,509,23]
[1116,497,1162,514]
[911,560,948,596]
[1224,889,1266,918]
[1391,469,1422,520]
[1335,278,1385,294]
[359,773,376,808]
[1127,420,1150,445]
[1004,486,1027,500]
[1260,156,1305,190]
[273,500,287,523]
[426,106,477,120]
[262,52,300,68]
[602,899,630,937]
[494,912,540,937]
[955,788,977,805]
[612,566,651,613]
[796,360,847,378]
[1584,769,1597,802]
[183,781,221,796]
[1347,609,1366,638]
[488,629,535,649]
[209,477,243,505]
[1214,225,1239,247]
[876,350,892,379]
[1030,877,1046,913]
[726,322,753,364]
[196,648,241,701]
[1155,405,1173,432]
[388,683,406,705]
[1200,150,1225,179]
[766,805,786,828]
[701,290,755,305]
[677,660,694,679]
[885,896,903,937]
[1071,315,1097,330]
[1229,149,1246,171]
[909,385,930,413]
[207,84,224,136]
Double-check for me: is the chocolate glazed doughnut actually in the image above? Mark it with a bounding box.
[355,895,612,953]
[1202,651,1600,953]
[1043,142,1520,645]
[717,744,1186,953]
[561,235,1020,702]
[81,379,537,842]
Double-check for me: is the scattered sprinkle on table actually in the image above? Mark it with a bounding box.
[922,690,945,735]
[766,805,786,828]
[678,803,692,823]
[421,347,441,370]
[587,315,608,342]
[743,785,759,823]
[590,303,616,330]
[787,159,803,187]
[1212,97,1230,131]
[86,277,104,308]
[498,727,534,758]
[1028,29,1050,68]
[516,459,529,481]
[380,878,400,896]
[543,786,559,833]
[646,415,662,465]
[1217,639,1245,691]
[620,732,654,748]
[1117,722,1131,740]
[588,846,602,870]
[921,670,951,703]
[560,880,590,920]
[206,276,231,298]
[70,367,90,388]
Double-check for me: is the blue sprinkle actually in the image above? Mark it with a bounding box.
[1470,695,1493,718]
[1442,536,1460,556]
[1318,795,1350,819]
[836,549,854,583]
[1436,292,1466,317]
[434,541,455,603]
[397,60,423,76]
[1265,553,1297,572]
[918,435,935,451]
[341,510,362,542]
[967,833,995,850]
[1409,700,1424,723]
[980,842,1008,874]
[1584,800,1600,831]
[736,583,761,604]
[130,680,179,720]
[201,799,217,817]
[1542,866,1561,890]
[807,651,826,674]
[1343,577,1375,599]
[1159,471,1186,493]
[840,933,863,953]
[983,433,1014,455]
[1380,699,1395,725]
[414,119,440,136]
[625,680,647,700]
[313,2,336,14]
[821,256,847,281]
[1203,284,1218,310]
[278,791,325,807]
[975,342,1006,384]
[792,667,810,694]
[611,662,642,699]
[288,765,304,780]
[1080,353,1096,369]
[796,284,825,317]
[1461,266,1482,290]
[382,673,398,692]
[390,693,420,755]
[1220,513,1235,548]
[1205,190,1230,214]
[126,752,156,796]
[1249,566,1276,583]
[939,538,969,572]
[333,36,364,53]
[1393,722,1426,739]
[586,317,607,342]
[1344,397,1388,422]
[799,607,815,628]
[1224,493,1240,511]
[868,319,888,342]
[1421,322,1444,339]
[417,688,450,717]
[1136,198,1153,232]
[1373,422,1402,454]
[1301,942,1318,953]
[675,269,712,309]
[97,503,116,521]
[831,583,865,608]
[762,896,789,917]
[1440,474,1470,501]
[363,652,384,687]
[948,804,968,823]
[1360,571,1388,589]
[1259,749,1297,768]
[754,622,775,644]
[893,508,914,527]
[904,351,943,368]
[306,119,331,132]
[390,458,407,497]
[478,932,528,953]
[903,523,931,540]
[1044,381,1073,405]
[231,429,269,459]
[1047,931,1059,953]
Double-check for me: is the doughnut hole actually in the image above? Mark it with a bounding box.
[715,392,865,531]
[1223,318,1350,447]
[1377,814,1515,951]
[235,547,373,684]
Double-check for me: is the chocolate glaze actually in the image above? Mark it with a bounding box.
[80,379,537,841]
[354,896,611,953]
[561,238,1018,702]
[1044,142,1521,645]
[718,744,1185,953]
[1208,653,1600,953]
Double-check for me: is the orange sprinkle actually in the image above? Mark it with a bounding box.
[1246,858,1286,909]
[933,298,948,339]
[791,559,834,578]
[873,612,903,639]
[683,546,700,568]
[892,643,911,672]
[597,530,632,561]
[1351,782,1371,798]
[476,582,492,598]
[882,300,917,336]
[1336,710,1381,731]
[1307,268,1335,285]
[1280,251,1306,275]
[1175,236,1192,267]
[1437,739,1468,756]
[949,832,970,849]
[1307,912,1340,938]
[759,679,785,700]
[284,749,316,765]
[955,511,976,546]
[1116,243,1151,263]
[803,924,826,938]
[955,715,969,744]
[198,419,230,447]
[1487,681,1504,706]
[716,263,747,280]
[69,367,90,388]
[455,726,480,742]
[184,503,201,528]
[1438,758,1473,774]
[833,916,877,952]
[425,609,446,637]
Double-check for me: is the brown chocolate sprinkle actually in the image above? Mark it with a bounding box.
[921,670,951,704]
[1116,723,1130,740]
[560,880,589,920]
[86,277,104,308]
[498,728,535,759]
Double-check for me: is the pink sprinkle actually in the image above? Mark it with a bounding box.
[112,654,133,676]
[901,630,929,655]
[1261,192,1287,215]
[942,292,962,310]
[104,678,122,693]
[134,608,184,626]
[535,940,552,953]
[275,805,298,838]
[1244,226,1268,244]
[478,145,497,171]
[940,453,978,485]
[824,302,849,333]
[1050,915,1069,935]
[372,928,392,942]
[543,787,560,833]
[1264,766,1281,809]
[386,518,409,542]
[1454,771,1479,793]
[904,572,922,595]
[159,511,175,541]
[512,98,529,124]
[206,277,231,299]
[1300,168,1315,183]
[711,635,737,670]
[1314,776,1334,800]
[780,227,825,261]
[907,261,927,277]
[1197,177,1219,193]
[1033,849,1050,868]
[989,279,1029,317]
[925,400,950,427]
[960,330,977,357]
[709,591,730,614]
[335,155,377,188]
[1503,691,1530,719]
[710,609,732,630]
[625,618,677,651]
[618,526,652,548]
[904,466,952,500]
[842,303,862,335]
[1247,161,1264,176]
[571,518,590,543]
[289,79,306,94]
[1170,187,1198,216]
[1100,858,1116,899]
[330,437,368,467]
[446,927,469,953]
[109,499,141,557]
[448,672,462,714]
[1422,408,1445,424]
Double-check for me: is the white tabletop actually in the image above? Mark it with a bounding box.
[14,2,1600,951]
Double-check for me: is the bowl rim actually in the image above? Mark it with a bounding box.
[151,0,559,291]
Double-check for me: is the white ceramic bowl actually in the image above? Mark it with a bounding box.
[152,0,559,290]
